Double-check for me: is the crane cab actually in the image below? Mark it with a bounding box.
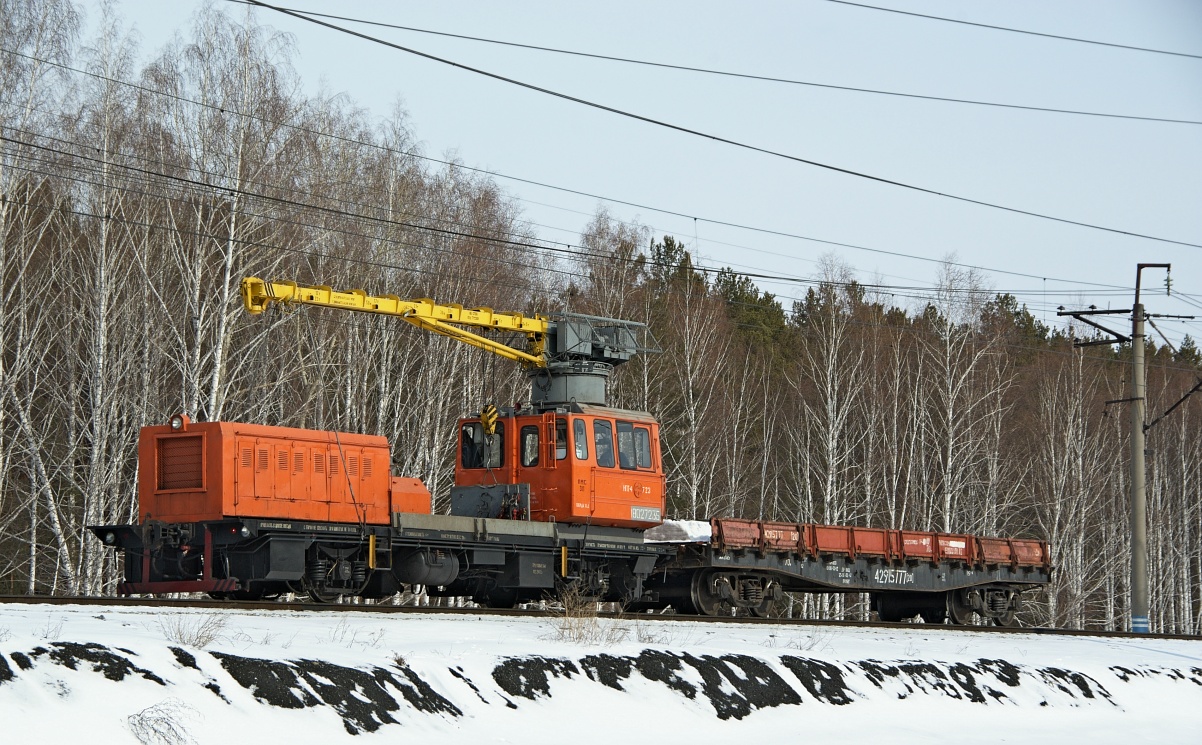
[452,404,665,529]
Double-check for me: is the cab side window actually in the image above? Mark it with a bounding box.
[520,425,539,467]
[556,419,568,460]
[635,427,653,468]
[616,421,636,470]
[461,422,504,469]
[573,419,589,460]
[593,420,615,468]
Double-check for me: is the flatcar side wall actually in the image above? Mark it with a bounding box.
[696,518,1051,594]
[710,518,1049,570]
[690,547,1051,594]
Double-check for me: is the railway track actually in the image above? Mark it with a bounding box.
[2,594,1196,642]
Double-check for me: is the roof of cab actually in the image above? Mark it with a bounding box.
[573,403,658,424]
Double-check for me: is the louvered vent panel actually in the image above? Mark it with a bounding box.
[241,448,252,468]
[294,452,304,472]
[363,458,372,478]
[314,453,325,473]
[158,435,203,491]
[257,449,268,472]
[348,456,359,477]
[278,451,288,471]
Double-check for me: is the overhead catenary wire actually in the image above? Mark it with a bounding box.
[7,134,1192,348]
[242,0,1202,251]
[4,179,1200,377]
[0,46,1139,291]
[2,145,1085,316]
[9,181,1194,380]
[0,131,1148,309]
[223,0,1202,127]
[823,0,1202,61]
[2,131,1130,301]
[5,121,1177,331]
[0,161,1118,335]
[0,126,1165,316]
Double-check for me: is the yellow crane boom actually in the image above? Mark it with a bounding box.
[241,278,549,367]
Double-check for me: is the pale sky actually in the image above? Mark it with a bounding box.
[81,0,1202,344]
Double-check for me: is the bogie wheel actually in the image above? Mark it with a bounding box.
[872,594,904,623]
[748,597,776,618]
[991,607,1018,627]
[303,579,344,604]
[947,591,977,625]
[689,571,727,617]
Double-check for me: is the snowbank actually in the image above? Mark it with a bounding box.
[643,519,711,543]
[1,602,1199,743]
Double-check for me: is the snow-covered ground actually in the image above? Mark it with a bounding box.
[2,602,1200,743]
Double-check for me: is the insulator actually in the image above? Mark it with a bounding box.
[307,557,329,584]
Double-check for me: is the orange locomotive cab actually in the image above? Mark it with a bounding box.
[453,404,665,529]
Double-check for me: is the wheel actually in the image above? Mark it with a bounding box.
[748,597,776,618]
[991,607,1017,627]
[302,578,344,604]
[689,571,727,616]
[873,594,905,622]
[947,590,977,625]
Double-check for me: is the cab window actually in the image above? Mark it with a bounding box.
[461,421,504,469]
[556,418,568,460]
[635,427,653,468]
[573,419,589,460]
[617,421,637,470]
[593,420,615,468]
[521,425,539,467]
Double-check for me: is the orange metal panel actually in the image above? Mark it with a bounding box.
[813,525,854,555]
[1011,540,1050,567]
[936,534,972,561]
[391,477,432,515]
[900,531,936,558]
[712,519,761,549]
[978,537,1012,564]
[853,527,889,556]
[138,420,394,525]
[138,424,221,523]
[761,522,803,552]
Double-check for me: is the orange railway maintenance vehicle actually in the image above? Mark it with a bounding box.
[90,278,1050,623]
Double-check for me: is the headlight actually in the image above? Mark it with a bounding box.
[104,532,116,545]
[170,414,184,430]
[240,525,251,537]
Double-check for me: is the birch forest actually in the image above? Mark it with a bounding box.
[1,1,1200,633]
